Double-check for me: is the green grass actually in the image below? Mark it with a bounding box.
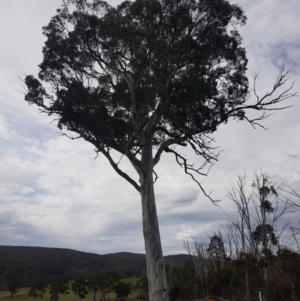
[0,287,30,300]
[120,277,139,286]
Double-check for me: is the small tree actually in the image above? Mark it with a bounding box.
[4,265,23,298]
[87,273,102,301]
[48,277,69,301]
[101,271,121,299]
[113,281,133,301]
[207,233,231,299]
[207,234,227,264]
[28,278,46,301]
[87,271,120,301]
[24,1,295,300]
[71,277,88,300]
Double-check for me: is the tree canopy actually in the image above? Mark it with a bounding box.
[4,265,23,298]
[24,0,294,196]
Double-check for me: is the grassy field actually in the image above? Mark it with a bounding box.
[121,278,139,286]
[0,278,140,301]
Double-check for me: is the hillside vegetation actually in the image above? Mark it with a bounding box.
[0,245,188,287]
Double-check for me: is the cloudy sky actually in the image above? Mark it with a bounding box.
[0,0,299,256]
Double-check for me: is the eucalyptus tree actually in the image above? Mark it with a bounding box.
[24,0,295,300]
[113,281,133,301]
[4,265,23,298]
[48,277,69,301]
[28,278,46,301]
[87,273,102,301]
[71,276,88,300]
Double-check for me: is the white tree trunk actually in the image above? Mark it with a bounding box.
[140,139,169,301]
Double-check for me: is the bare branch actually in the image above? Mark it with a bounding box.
[100,148,141,193]
[164,147,220,204]
[60,132,81,140]
[153,136,188,167]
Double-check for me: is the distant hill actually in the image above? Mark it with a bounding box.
[0,245,189,286]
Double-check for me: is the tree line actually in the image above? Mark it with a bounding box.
[2,268,134,301]
[148,238,300,301]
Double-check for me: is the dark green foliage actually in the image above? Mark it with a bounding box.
[4,265,23,298]
[28,277,46,301]
[23,0,265,195]
[266,272,293,301]
[228,253,264,300]
[48,277,69,301]
[25,0,248,138]
[260,199,274,213]
[87,271,121,300]
[23,0,293,200]
[207,235,227,262]
[87,272,103,301]
[71,276,88,300]
[134,272,148,300]
[266,249,300,301]
[0,246,187,285]
[103,271,122,297]
[113,281,133,300]
[166,261,198,301]
[252,224,278,247]
[169,286,180,301]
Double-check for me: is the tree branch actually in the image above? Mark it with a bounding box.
[164,147,219,204]
[99,148,141,193]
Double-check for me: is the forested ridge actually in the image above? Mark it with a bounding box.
[0,245,188,286]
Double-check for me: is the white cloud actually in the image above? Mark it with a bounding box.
[0,114,17,140]
[161,188,199,210]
